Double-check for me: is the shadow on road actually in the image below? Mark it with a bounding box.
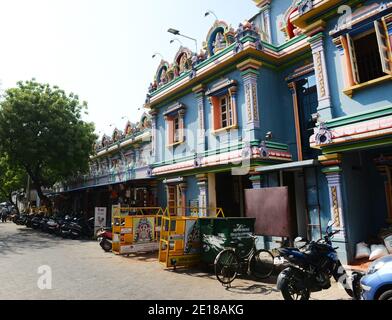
[0,223,92,256]
[224,283,280,295]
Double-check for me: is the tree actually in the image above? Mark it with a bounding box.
[0,153,26,212]
[0,79,97,206]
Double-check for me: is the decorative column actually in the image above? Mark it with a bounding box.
[150,110,158,163]
[308,32,333,120]
[178,108,186,144]
[259,1,272,44]
[192,85,206,154]
[237,58,262,142]
[323,168,345,233]
[196,174,208,217]
[321,160,350,264]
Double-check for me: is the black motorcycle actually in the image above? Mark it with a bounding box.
[277,221,362,300]
[31,214,43,230]
[47,216,64,235]
[60,215,74,238]
[68,216,95,239]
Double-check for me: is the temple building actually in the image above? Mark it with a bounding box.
[145,0,392,264]
[57,0,392,265]
[53,113,157,214]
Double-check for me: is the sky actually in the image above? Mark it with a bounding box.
[0,0,257,137]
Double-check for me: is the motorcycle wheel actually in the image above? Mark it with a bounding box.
[100,239,112,252]
[280,280,310,301]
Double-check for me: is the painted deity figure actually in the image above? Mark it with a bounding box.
[179,53,189,74]
[213,31,226,53]
[134,218,154,243]
[159,68,168,86]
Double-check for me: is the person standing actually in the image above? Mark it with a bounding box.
[1,206,8,223]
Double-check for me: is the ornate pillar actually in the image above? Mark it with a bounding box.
[259,1,272,44]
[196,174,208,217]
[178,108,186,143]
[308,32,333,120]
[192,85,206,153]
[237,58,262,142]
[321,158,350,264]
[150,110,158,163]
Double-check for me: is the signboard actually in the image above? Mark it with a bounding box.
[120,242,159,254]
[120,228,133,234]
[94,207,107,235]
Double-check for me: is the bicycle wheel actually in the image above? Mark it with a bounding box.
[214,249,239,285]
[250,249,275,280]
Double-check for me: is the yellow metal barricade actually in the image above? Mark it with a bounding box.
[112,206,164,255]
[158,207,224,268]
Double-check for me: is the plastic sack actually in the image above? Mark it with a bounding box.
[355,242,370,260]
[369,244,389,261]
[384,235,392,254]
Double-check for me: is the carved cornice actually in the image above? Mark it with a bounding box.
[236,58,263,71]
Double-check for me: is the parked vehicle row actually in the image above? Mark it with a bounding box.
[13,212,95,240]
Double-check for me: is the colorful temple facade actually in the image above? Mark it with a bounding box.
[59,0,392,264]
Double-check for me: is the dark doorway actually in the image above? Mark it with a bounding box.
[215,172,252,217]
[296,74,320,160]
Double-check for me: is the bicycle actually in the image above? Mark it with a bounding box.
[214,234,275,286]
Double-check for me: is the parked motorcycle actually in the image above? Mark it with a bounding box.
[66,215,95,239]
[31,214,44,230]
[276,221,362,300]
[47,216,65,235]
[96,227,112,252]
[60,215,74,238]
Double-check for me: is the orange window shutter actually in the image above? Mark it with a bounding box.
[210,96,221,130]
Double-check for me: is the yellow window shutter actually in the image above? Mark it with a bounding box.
[346,33,361,84]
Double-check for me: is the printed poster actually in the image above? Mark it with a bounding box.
[184,219,200,255]
[133,217,155,243]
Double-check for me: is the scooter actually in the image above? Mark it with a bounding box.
[276,221,362,300]
[96,227,112,252]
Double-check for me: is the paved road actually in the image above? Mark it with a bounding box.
[0,223,349,300]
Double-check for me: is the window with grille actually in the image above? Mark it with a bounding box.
[220,95,233,129]
[173,116,180,143]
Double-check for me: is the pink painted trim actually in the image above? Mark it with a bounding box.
[310,114,392,147]
[152,147,292,176]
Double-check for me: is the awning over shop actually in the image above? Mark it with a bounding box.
[255,159,318,173]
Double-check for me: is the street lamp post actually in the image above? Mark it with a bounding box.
[167,28,198,53]
[152,52,164,60]
[170,38,183,46]
[204,10,219,21]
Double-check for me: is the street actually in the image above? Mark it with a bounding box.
[0,223,349,300]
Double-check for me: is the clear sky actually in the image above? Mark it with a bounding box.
[0,0,257,136]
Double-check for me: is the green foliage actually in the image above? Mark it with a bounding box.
[0,153,26,203]
[0,79,97,199]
